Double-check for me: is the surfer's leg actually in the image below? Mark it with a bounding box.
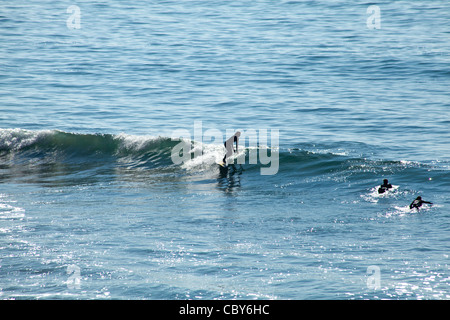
[223,150,232,163]
[223,142,233,163]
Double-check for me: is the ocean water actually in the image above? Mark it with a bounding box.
[0,0,449,300]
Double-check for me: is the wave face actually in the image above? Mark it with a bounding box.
[1,129,448,187]
[0,129,177,165]
[0,128,392,173]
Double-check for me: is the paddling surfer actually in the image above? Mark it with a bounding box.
[378,179,393,194]
[409,196,433,210]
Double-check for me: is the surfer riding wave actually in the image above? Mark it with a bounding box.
[221,131,240,165]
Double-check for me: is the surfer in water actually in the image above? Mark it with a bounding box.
[409,196,433,210]
[222,131,241,165]
[378,179,393,194]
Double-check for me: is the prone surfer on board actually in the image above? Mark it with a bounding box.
[378,179,393,194]
[220,131,241,166]
[409,196,433,210]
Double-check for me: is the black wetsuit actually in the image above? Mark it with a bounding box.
[410,198,432,210]
[222,136,238,163]
[224,136,238,148]
[378,182,393,194]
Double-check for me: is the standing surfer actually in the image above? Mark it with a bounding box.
[221,131,241,165]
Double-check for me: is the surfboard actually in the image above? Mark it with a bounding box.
[218,161,227,168]
[218,161,229,175]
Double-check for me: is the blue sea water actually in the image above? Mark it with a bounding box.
[0,0,449,300]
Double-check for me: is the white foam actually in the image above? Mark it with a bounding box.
[114,132,162,151]
[361,185,400,203]
[0,128,53,151]
[383,203,435,218]
[178,140,260,172]
[181,141,225,172]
